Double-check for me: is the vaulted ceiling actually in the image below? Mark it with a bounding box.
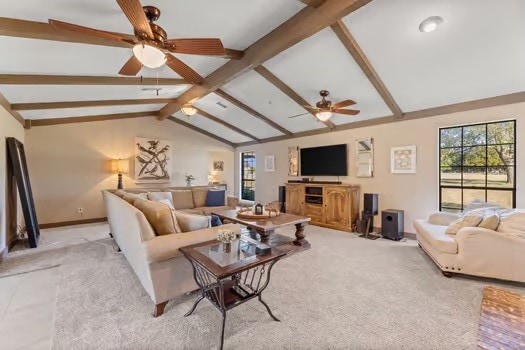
[1,0,524,147]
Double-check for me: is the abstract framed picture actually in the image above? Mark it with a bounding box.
[288,146,299,176]
[264,155,275,172]
[391,145,417,174]
[213,161,224,171]
[135,137,172,183]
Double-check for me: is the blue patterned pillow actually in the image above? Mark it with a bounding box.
[206,190,225,206]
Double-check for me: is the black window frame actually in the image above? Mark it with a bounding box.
[240,151,256,201]
[439,120,516,212]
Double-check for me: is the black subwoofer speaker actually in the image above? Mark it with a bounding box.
[278,186,286,212]
[364,193,378,215]
[381,209,404,241]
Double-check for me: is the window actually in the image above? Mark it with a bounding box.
[241,151,256,201]
[439,120,516,212]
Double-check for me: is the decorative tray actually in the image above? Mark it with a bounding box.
[237,206,280,219]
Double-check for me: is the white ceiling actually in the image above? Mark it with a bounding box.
[19,104,164,120]
[1,0,524,144]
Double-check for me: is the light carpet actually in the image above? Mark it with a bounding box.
[2,223,525,349]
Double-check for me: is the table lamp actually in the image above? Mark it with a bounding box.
[112,158,129,189]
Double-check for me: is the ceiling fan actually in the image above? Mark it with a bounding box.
[48,0,229,84]
[288,90,360,121]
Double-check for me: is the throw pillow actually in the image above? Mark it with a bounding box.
[174,211,210,232]
[170,190,194,209]
[192,189,208,208]
[496,210,525,237]
[478,214,500,231]
[445,211,484,235]
[133,199,182,235]
[157,198,175,209]
[121,193,146,205]
[148,192,174,207]
[206,190,225,207]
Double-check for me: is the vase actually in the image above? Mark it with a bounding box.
[186,180,193,187]
[223,242,232,253]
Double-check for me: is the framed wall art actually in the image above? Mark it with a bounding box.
[135,137,172,183]
[391,145,417,174]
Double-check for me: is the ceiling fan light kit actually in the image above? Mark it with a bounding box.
[132,43,166,68]
[316,111,333,121]
[181,104,197,117]
[288,90,360,122]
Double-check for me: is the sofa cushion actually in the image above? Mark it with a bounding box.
[170,190,194,210]
[121,192,147,205]
[415,221,458,254]
[133,199,182,235]
[206,190,225,206]
[497,210,525,237]
[478,214,500,231]
[445,211,484,235]
[179,208,205,215]
[148,191,174,207]
[113,190,126,198]
[174,211,210,232]
[192,189,208,208]
[194,206,233,216]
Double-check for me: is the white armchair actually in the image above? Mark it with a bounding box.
[414,212,525,283]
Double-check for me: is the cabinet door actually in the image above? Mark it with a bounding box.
[285,185,304,215]
[324,187,350,226]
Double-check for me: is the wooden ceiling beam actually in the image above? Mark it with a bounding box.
[29,111,157,127]
[158,0,373,118]
[12,98,176,111]
[168,117,236,148]
[254,66,335,129]
[331,20,403,117]
[236,91,525,146]
[0,74,188,86]
[0,18,244,60]
[0,91,26,128]
[195,108,260,142]
[214,89,292,135]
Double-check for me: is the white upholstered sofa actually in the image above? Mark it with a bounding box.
[414,211,525,283]
[102,190,241,316]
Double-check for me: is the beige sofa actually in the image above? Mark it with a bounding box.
[414,211,525,283]
[102,190,241,317]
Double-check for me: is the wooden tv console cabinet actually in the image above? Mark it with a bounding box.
[285,183,360,232]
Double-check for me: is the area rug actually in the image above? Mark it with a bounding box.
[477,286,525,349]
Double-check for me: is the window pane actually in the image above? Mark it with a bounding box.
[488,166,514,188]
[440,127,462,148]
[463,146,486,166]
[463,124,486,146]
[440,148,461,167]
[462,167,487,187]
[487,190,513,208]
[463,189,486,207]
[487,121,514,145]
[441,188,462,211]
[441,167,461,186]
[487,145,514,166]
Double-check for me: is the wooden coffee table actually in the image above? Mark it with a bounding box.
[180,237,286,350]
[212,209,311,249]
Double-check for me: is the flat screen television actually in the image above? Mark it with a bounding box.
[300,144,347,176]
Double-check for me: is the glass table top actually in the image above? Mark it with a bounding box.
[195,239,258,267]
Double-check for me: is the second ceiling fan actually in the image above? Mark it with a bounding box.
[289,90,360,122]
[49,0,231,84]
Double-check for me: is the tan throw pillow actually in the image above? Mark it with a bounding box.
[497,210,525,237]
[113,190,126,198]
[148,192,174,207]
[170,190,194,209]
[174,211,210,232]
[133,199,182,235]
[192,189,208,208]
[445,211,484,235]
[478,214,500,231]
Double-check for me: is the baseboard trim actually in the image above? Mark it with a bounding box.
[39,217,107,229]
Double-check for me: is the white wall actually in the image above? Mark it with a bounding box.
[236,102,525,233]
[25,117,234,224]
[0,105,25,252]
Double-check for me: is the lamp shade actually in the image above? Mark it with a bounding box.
[112,158,129,174]
[181,104,197,116]
[316,110,333,121]
[133,44,166,68]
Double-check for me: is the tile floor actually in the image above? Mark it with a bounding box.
[0,223,110,350]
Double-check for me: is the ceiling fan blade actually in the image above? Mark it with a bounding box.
[165,38,226,56]
[166,54,204,84]
[118,55,142,76]
[333,108,360,115]
[288,112,309,119]
[304,106,319,114]
[49,19,134,45]
[332,99,356,109]
[116,0,154,40]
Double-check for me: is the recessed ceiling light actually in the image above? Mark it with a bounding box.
[419,16,444,33]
